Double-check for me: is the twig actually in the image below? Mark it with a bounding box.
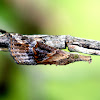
[66,35,100,51]
[1,29,100,65]
[68,45,100,55]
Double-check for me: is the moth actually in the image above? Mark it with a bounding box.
[0,29,91,65]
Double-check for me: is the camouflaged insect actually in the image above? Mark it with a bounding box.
[0,29,91,65]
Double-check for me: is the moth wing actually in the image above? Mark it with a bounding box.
[33,42,70,65]
[9,34,37,65]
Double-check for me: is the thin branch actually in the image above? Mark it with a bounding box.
[0,30,100,65]
[68,45,100,55]
[66,35,100,51]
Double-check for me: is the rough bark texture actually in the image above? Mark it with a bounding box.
[66,35,100,55]
[66,35,100,50]
[68,45,100,55]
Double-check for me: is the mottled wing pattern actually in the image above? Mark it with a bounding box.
[32,42,70,65]
[9,33,37,65]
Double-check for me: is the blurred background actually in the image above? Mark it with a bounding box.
[0,0,100,100]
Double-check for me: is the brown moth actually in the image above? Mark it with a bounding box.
[0,29,92,65]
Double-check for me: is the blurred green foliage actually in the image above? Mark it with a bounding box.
[0,0,100,100]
